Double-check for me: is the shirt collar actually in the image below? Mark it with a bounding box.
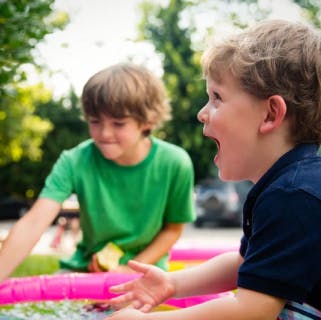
[248,143,319,200]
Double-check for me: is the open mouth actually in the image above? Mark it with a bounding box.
[205,136,220,164]
[213,138,220,150]
[206,135,220,150]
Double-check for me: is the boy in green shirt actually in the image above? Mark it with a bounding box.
[0,63,195,280]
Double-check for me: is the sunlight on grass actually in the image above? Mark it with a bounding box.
[11,254,60,277]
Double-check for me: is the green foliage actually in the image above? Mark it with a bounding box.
[0,0,69,166]
[138,0,213,181]
[138,0,266,181]
[11,254,60,277]
[2,0,321,199]
[0,0,68,94]
[0,84,53,166]
[0,91,89,199]
[138,0,321,181]
[0,0,76,199]
[293,0,321,28]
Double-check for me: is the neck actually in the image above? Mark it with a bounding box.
[115,136,152,166]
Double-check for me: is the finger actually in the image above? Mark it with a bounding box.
[88,260,94,272]
[91,255,104,272]
[109,292,134,305]
[88,256,96,272]
[109,283,127,294]
[127,260,151,273]
[139,303,153,313]
[109,280,136,293]
[131,299,143,309]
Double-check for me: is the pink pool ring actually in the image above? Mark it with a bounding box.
[170,245,238,261]
[0,272,231,307]
[0,246,237,306]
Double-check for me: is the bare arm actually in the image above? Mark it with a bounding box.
[133,223,184,265]
[109,253,285,320]
[171,251,242,297]
[89,223,185,273]
[110,251,242,309]
[0,198,61,282]
[109,289,285,320]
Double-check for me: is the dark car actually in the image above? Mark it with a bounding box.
[194,178,253,228]
[0,195,31,220]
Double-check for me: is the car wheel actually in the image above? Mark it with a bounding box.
[194,218,204,228]
[18,207,29,218]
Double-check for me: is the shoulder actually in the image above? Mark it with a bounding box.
[152,137,192,164]
[61,139,95,159]
[55,139,98,170]
[251,156,321,231]
[266,154,321,200]
[292,155,321,198]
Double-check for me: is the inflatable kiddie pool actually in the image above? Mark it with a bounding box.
[0,272,232,307]
[0,246,238,318]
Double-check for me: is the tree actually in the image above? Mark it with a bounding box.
[0,90,89,199]
[293,0,321,28]
[0,0,69,165]
[137,0,321,182]
[137,0,265,181]
[0,84,53,166]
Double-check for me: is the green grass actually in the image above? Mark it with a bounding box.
[11,254,60,277]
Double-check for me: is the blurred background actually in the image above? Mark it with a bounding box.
[1,0,321,225]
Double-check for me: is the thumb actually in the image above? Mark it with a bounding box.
[127,260,150,274]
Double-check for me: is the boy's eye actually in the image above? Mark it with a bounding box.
[89,119,100,124]
[113,121,126,127]
[213,91,221,101]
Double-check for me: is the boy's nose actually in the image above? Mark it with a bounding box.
[197,106,208,123]
[100,125,112,139]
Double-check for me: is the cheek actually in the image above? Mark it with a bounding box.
[88,125,103,140]
[114,129,136,144]
[121,125,143,138]
[88,126,97,137]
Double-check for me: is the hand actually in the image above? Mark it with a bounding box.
[108,260,175,312]
[88,254,105,272]
[88,254,137,273]
[111,264,137,274]
[107,306,145,320]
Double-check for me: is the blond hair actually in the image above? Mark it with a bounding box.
[202,20,321,144]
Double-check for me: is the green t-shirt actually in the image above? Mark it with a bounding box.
[39,137,195,271]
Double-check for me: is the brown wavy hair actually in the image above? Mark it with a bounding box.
[82,63,171,132]
[201,19,321,145]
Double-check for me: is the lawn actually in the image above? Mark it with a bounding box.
[11,254,60,277]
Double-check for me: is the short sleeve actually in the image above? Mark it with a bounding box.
[238,189,321,302]
[163,149,196,223]
[39,151,74,203]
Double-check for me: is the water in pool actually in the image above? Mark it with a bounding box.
[0,300,174,319]
[0,300,113,320]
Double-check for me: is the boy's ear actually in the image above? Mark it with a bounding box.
[259,95,287,134]
[141,122,153,135]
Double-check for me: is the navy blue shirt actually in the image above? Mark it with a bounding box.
[238,144,321,310]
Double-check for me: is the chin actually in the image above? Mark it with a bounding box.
[100,151,118,160]
[217,171,227,181]
[218,170,240,182]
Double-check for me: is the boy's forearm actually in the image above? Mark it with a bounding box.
[0,216,41,282]
[144,291,284,320]
[170,251,241,298]
[133,223,184,265]
[0,199,60,283]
